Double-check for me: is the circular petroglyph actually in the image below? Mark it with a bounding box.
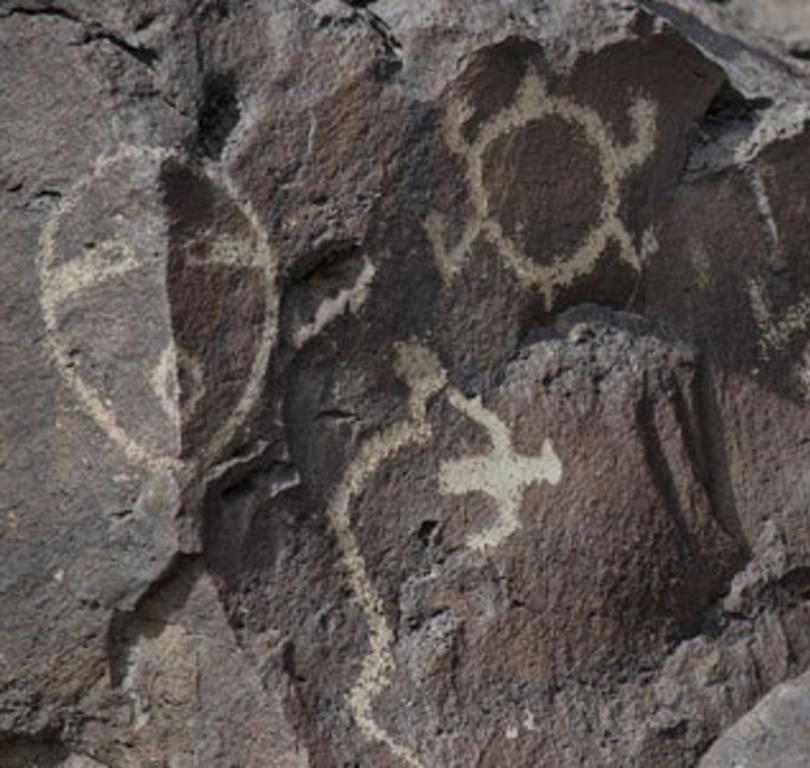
[39,144,278,471]
[482,115,605,263]
[424,65,659,309]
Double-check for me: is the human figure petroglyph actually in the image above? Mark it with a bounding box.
[38,144,279,472]
[328,340,563,765]
[424,65,659,310]
[440,389,562,551]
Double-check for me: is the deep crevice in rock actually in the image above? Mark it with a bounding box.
[689,358,750,555]
[698,79,772,139]
[635,374,699,569]
[682,77,774,179]
[82,30,159,67]
[0,5,80,23]
[193,71,240,160]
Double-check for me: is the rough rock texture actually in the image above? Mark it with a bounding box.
[3,0,810,766]
[700,668,810,767]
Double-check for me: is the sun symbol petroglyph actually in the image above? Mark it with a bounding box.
[440,389,562,551]
[747,277,810,358]
[39,144,279,472]
[424,65,659,309]
[329,341,563,765]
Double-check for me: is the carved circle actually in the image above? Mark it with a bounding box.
[430,66,658,308]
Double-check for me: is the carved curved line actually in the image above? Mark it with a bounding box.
[39,144,279,472]
[39,145,178,470]
[195,163,278,470]
[327,342,446,768]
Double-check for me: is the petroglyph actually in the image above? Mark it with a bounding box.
[2,510,20,536]
[39,144,278,472]
[150,343,181,429]
[748,277,810,357]
[151,345,206,425]
[293,257,376,349]
[799,345,810,399]
[177,349,206,421]
[43,239,140,306]
[748,169,781,260]
[440,390,562,551]
[743,168,810,360]
[328,341,446,768]
[690,241,713,291]
[424,65,658,309]
[505,707,541,742]
[329,342,562,764]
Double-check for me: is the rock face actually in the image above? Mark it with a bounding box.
[3,0,810,765]
[699,668,810,768]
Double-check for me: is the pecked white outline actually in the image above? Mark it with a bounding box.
[39,144,279,472]
[424,65,659,309]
